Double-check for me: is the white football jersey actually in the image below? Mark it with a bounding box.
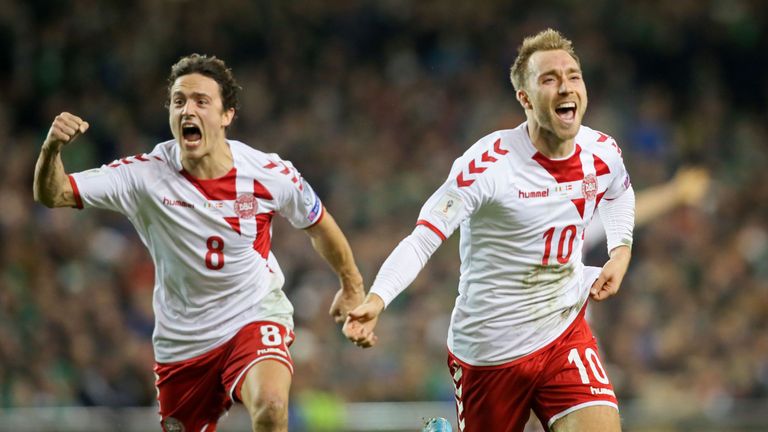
[417,122,631,366]
[69,140,324,362]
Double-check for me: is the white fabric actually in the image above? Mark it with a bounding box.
[371,122,634,366]
[598,185,635,254]
[70,140,322,362]
[583,213,606,253]
[370,225,441,307]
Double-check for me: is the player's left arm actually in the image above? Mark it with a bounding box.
[591,137,635,301]
[590,243,631,301]
[591,188,634,300]
[304,210,365,323]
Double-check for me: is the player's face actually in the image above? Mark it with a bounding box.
[169,73,234,160]
[521,49,587,141]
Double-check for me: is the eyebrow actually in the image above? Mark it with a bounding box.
[538,67,582,77]
[171,91,213,99]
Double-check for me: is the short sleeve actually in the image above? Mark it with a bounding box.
[601,139,632,201]
[271,160,324,229]
[68,159,144,215]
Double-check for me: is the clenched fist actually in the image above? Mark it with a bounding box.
[44,112,89,152]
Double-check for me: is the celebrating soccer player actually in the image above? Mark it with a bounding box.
[344,29,635,432]
[33,54,365,432]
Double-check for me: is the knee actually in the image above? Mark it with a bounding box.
[247,391,288,431]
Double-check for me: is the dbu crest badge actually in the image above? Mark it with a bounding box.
[582,174,597,201]
[234,193,257,219]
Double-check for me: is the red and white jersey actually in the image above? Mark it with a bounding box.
[69,140,324,362]
[417,122,631,366]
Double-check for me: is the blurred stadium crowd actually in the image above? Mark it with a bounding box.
[1,0,767,424]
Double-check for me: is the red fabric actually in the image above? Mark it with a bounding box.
[253,212,275,258]
[593,154,611,176]
[532,145,584,184]
[417,219,447,241]
[455,138,508,188]
[180,167,238,201]
[154,321,295,432]
[447,305,617,432]
[67,175,83,209]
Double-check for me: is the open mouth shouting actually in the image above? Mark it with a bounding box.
[555,101,577,124]
[181,122,202,146]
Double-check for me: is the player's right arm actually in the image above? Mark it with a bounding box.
[33,112,89,208]
[344,135,500,347]
[343,224,443,347]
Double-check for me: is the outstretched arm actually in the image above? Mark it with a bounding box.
[635,166,710,226]
[343,225,442,347]
[33,112,89,208]
[584,166,710,253]
[304,211,365,323]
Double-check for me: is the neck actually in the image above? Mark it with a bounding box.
[526,117,575,159]
[182,139,233,179]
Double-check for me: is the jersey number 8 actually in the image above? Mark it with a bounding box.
[205,236,225,270]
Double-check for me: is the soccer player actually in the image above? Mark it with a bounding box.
[344,29,635,432]
[33,54,365,432]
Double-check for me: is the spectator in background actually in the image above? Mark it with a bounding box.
[585,166,710,252]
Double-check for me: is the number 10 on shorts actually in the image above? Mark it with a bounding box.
[567,347,610,385]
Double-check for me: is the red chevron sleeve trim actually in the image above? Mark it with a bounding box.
[416,219,446,241]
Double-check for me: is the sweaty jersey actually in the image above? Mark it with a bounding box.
[416,123,631,366]
[69,140,324,362]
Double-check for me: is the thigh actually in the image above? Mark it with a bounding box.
[550,405,620,432]
[447,354,535,432]
[240,359,292,416]
[532,318,619,430]
[154,350,230,432]
[223,321,295,404]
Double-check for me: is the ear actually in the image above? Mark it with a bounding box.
[516,89,532,110]
[222,108,235,127]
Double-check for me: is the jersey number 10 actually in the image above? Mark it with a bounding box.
[542,225,577,266]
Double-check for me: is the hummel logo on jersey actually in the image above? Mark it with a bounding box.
[257,347,288,357]
[519,189,549,199]
[590,386,616,396]
[162,197,194,208]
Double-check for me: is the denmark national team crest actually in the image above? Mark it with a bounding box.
[234,193,258,219]
[582,174,598,201]
[163,417,185,432]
